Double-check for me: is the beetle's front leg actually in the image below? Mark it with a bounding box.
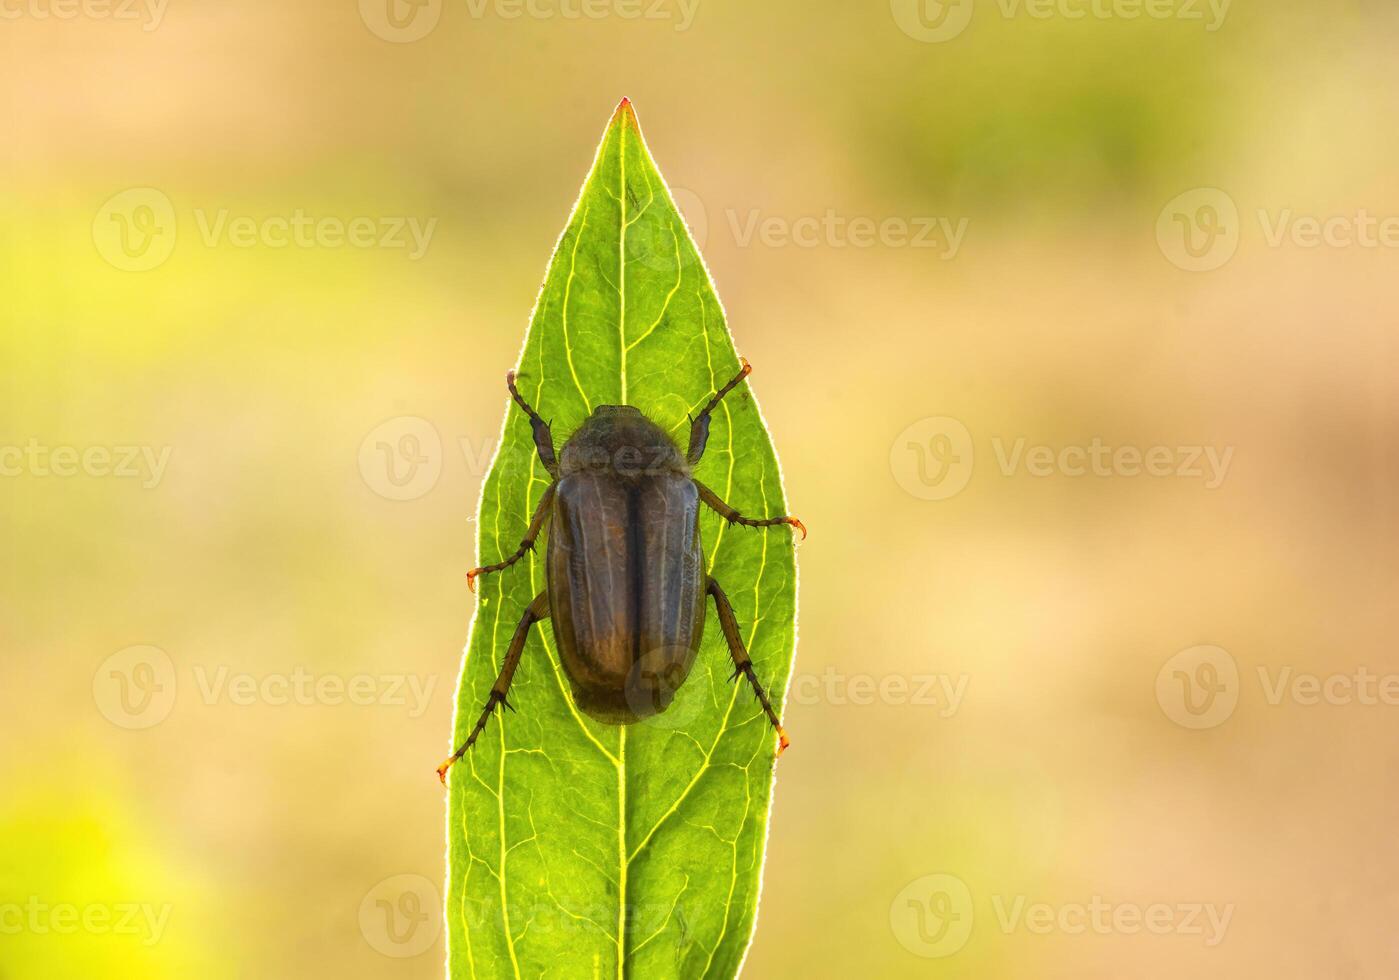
[694,480,806,540]
[467,483,556,593]
[707,576,790,756]
[437,590,550,783]
[507,371,559,476]
[686,358,751,465]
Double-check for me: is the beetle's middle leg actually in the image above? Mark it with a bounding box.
[467,483,556,593]
[694,480,806,540]
[707,576,790,756]
[438,590,550,784]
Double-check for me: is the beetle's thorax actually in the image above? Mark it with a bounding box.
[558,405,689,481]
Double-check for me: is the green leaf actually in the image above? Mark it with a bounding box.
[444,100,798,980]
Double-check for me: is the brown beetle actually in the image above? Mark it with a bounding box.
[438,360,802,782]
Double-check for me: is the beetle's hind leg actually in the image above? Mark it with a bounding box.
[694,480,806,540]
[507,371,559,476]
[437,590,550,784]
[467,483,555,593]
[686,358,751,465]
[707,576,790,756]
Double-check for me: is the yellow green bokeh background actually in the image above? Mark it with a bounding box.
[4,1,1397,976]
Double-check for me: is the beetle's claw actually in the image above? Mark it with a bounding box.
[466,568,482,593]
[739,357,752,377]
[786,517,807,541]
[776,726,790,757]
[436,756,456,785]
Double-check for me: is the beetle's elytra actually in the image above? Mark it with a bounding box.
[438,360,803,782]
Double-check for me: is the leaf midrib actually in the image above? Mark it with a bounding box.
[616,110,629,980]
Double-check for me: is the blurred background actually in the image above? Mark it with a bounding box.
[3,0,1398,976]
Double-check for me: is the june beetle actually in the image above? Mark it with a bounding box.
[438,360,802,782]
